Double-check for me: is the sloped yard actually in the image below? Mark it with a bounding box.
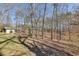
[0,33,35,56]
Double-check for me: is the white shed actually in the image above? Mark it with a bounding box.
[6,29,15,33]
[4,27,15,33]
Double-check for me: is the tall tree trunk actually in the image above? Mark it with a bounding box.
[42,3,47,39]
[53,4,58,40]
[66,5,71,41]
[30,3,33,34]
[51,4,54,40]
[35,8,41,39]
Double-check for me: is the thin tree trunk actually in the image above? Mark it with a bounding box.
[51,4,54,40]
[35,8,41,39]
[42,3,47,39]
[30,3,33,34]
[53,4,58,40]
[66,5,71,41]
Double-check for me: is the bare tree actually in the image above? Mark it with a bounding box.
[29,3,34,34]
[34,4,41,39]
[42,3,47,39]
[51,4,54,40]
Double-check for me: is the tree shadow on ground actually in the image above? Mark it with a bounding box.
[18,37,72,56]
[0,52,3,56]
[0,36,16,56]
[0,36,16,44]
[0,35,73,56]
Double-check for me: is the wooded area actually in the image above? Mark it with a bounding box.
[0,3,79,56]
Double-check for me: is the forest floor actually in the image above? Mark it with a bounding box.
[0,30,79,56]
[28,30,79,56]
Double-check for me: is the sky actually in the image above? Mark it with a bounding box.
[0,3,78,27]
